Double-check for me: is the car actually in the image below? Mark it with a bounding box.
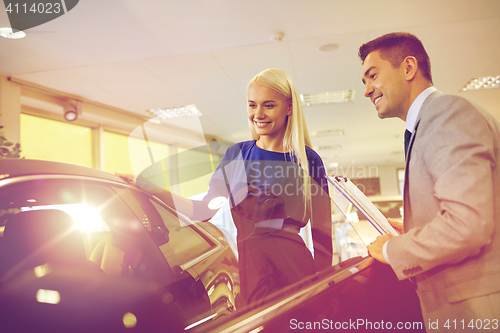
[0,158,239,332]
[0,159,423,332]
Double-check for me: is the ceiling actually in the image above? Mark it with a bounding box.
[1,0,500,172]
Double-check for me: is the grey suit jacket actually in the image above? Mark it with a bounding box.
[387,91,500,305]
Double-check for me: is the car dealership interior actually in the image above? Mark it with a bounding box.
[1,0,499,197]
[1,1,500,331]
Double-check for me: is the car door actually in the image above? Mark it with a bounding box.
[113,187,240,327]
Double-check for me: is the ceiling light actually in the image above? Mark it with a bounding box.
[313,145,342,151]
[63,101,82,122]
[317,43,339,52]
[310,129,344,137]
[300,90,355,106]
[270,32,285,43]
[0,27,26,39]
[146,104,203,119]
[64,109,78,121]
[461,75,500,91]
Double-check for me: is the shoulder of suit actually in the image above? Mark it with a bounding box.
[422,91,487,117]
[419,91,500,134]
[425,91,477,108]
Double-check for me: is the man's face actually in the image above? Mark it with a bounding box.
[362,50,410,120]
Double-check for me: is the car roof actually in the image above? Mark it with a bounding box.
[0,158,122,182]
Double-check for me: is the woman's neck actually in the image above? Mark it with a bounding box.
[255,136,286,152]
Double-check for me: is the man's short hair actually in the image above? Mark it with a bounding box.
[358,32,433,84]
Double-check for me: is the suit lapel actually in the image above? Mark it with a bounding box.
[405,90,442,162]
[405,122,418,163]
[403,121,419,232]
[402,90,443,231]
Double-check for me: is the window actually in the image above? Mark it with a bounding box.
[397,168,405,195]
[103,131,170,176]
[20,114,92,167]
[0,179,173,284]
[113,188,216,270]
[177,147,221,197]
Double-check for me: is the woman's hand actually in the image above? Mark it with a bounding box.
[114,173,137,186]
[114,172,195,218]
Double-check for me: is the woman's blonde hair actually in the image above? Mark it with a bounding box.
[247,68,313,218]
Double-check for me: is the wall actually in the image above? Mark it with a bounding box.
[377,164,404,196]
[0,76,21,143]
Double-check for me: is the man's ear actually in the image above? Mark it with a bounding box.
[404,56,418,81]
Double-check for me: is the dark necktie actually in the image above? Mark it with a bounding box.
[404,129,412,158]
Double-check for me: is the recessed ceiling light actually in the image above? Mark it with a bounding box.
[317,43,339,52]
[300,90,355,106]
[461,75,500,91]
[145,104,203,119]
[310,129,344,137]
[313,145,342,152]
[0,27,26,39]
[270,32,285,43]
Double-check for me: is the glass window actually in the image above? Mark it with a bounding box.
[103,131,171,177]
[177,147,221,197]
[20,114,92,167]
[0,179,172,284]
[151,200,215,268]
[113,187,216,270]
[397,168,405,195]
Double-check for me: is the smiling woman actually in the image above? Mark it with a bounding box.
[247,82,292,151]
[120,68,332,302]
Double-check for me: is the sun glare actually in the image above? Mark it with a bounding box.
[21,204,109,232]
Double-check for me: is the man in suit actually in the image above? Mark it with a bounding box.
[360,32,500,331]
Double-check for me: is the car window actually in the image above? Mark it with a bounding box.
[112,188,217,271]
[0,179,173,285]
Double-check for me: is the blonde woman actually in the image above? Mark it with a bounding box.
[119,68,332,271]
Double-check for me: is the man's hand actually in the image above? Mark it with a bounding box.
[388,218,404,234]
[367,234,395,264]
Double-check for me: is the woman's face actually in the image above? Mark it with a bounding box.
[247,83,291,140]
